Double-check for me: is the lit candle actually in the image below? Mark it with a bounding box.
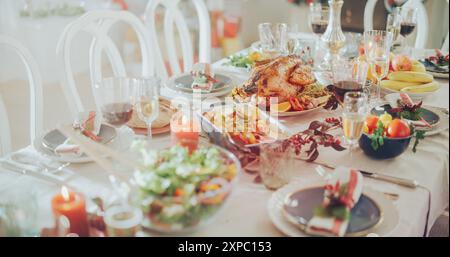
[51,186,89,237]
[170,111,200,153]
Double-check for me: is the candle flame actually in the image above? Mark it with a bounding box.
[61,186,70,202]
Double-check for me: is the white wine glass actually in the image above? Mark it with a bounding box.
[364,30,393,107]
[134,77,160,143]
[342,92,368,158]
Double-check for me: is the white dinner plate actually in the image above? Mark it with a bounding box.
[166,72,236,98]
[268,179,399,237]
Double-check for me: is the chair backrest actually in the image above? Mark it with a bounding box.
[56,10,154,119]
[143,0,211,80]
[0,35,43,156]
[442,32,449,53]
[364,0,429,49]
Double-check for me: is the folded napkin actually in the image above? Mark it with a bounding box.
[191,63,217,92]
[306,167,364,237]
[55,111,102,157]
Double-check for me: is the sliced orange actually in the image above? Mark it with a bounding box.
[271,101,292,112]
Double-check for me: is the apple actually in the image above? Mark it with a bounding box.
[392,55,413,72]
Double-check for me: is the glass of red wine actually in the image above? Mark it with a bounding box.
[399,7,418,53]
[331,58,369,105]
[94,77,138,146]
[309,3,329,36]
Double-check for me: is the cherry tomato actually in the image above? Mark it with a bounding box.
[365,115,379,133]
[387,119,411,138]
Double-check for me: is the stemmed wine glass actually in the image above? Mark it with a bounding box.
[342,92,368,157]
[386,9,401,49]
[309,3,329,69]
[134,77,160,143]
[399,7,418,54]
[364,30,393,107]
[94,77,136,147]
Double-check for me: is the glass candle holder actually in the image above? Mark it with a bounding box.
[259,141,296,190]
[170,111,200,154]
[104,205,143,237]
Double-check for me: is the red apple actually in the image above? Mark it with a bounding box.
[392,55,413,72]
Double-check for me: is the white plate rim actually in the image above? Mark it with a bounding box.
[165,72,235,97]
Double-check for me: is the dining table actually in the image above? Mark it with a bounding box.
[0,41,448,237]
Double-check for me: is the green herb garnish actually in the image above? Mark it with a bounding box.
[369,121,385,151]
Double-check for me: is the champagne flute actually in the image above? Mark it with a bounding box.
[364,30,393,107]
[134,77,160,143]
[342,92,368,157]
[94,77,136,146]
[399,7,418,54]
[386,10,401,48]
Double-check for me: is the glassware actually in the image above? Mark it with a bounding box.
[364,30,393,106]
[399,7,418,53]
[319,0,346,71]
[258,22,288,57]
[259,141,295,190]
[94,77,137,146]
[331,58,368,105]
[309,3,329,36]
[104,204,142,237]
[386,10,401,46]
[363,80,380,108]
[133,77,160,142]
[342,92,368,156]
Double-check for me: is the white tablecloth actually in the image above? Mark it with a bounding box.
[0,56,448,237]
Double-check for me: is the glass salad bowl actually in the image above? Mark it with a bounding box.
[129,141,241,234]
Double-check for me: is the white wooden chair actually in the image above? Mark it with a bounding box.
[143,0,211,80]
[442,32,449,53]
[56,10,154,119]
[0,35,43,156]
[364,0,429,49]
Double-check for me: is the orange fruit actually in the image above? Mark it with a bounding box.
[271,102,291,112]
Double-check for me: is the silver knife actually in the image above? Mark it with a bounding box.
[312,161,419,189]
[0,160,65,186]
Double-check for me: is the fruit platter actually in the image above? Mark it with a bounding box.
[363,53,441,99]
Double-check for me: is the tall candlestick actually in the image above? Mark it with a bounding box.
[51,187,89,237]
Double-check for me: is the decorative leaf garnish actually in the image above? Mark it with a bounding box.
[369,121,385,151]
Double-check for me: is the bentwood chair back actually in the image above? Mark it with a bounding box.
[143,0,211,80]
[364,0,429,49]
[0,35,43,156]
[56,10,154,119]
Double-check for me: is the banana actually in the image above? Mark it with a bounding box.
[388,71,433,83]
[380,80,423,91]
[401,81,440,93]
[411,61,426,73]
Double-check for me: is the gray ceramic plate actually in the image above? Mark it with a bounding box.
[283,187,382,236]
[41,124,117,152]
[172,73,232,94]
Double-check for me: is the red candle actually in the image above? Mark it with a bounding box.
[51,187,89,237]
[170,111,200,154]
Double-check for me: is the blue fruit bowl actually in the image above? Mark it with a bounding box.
[359,133,412,159]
